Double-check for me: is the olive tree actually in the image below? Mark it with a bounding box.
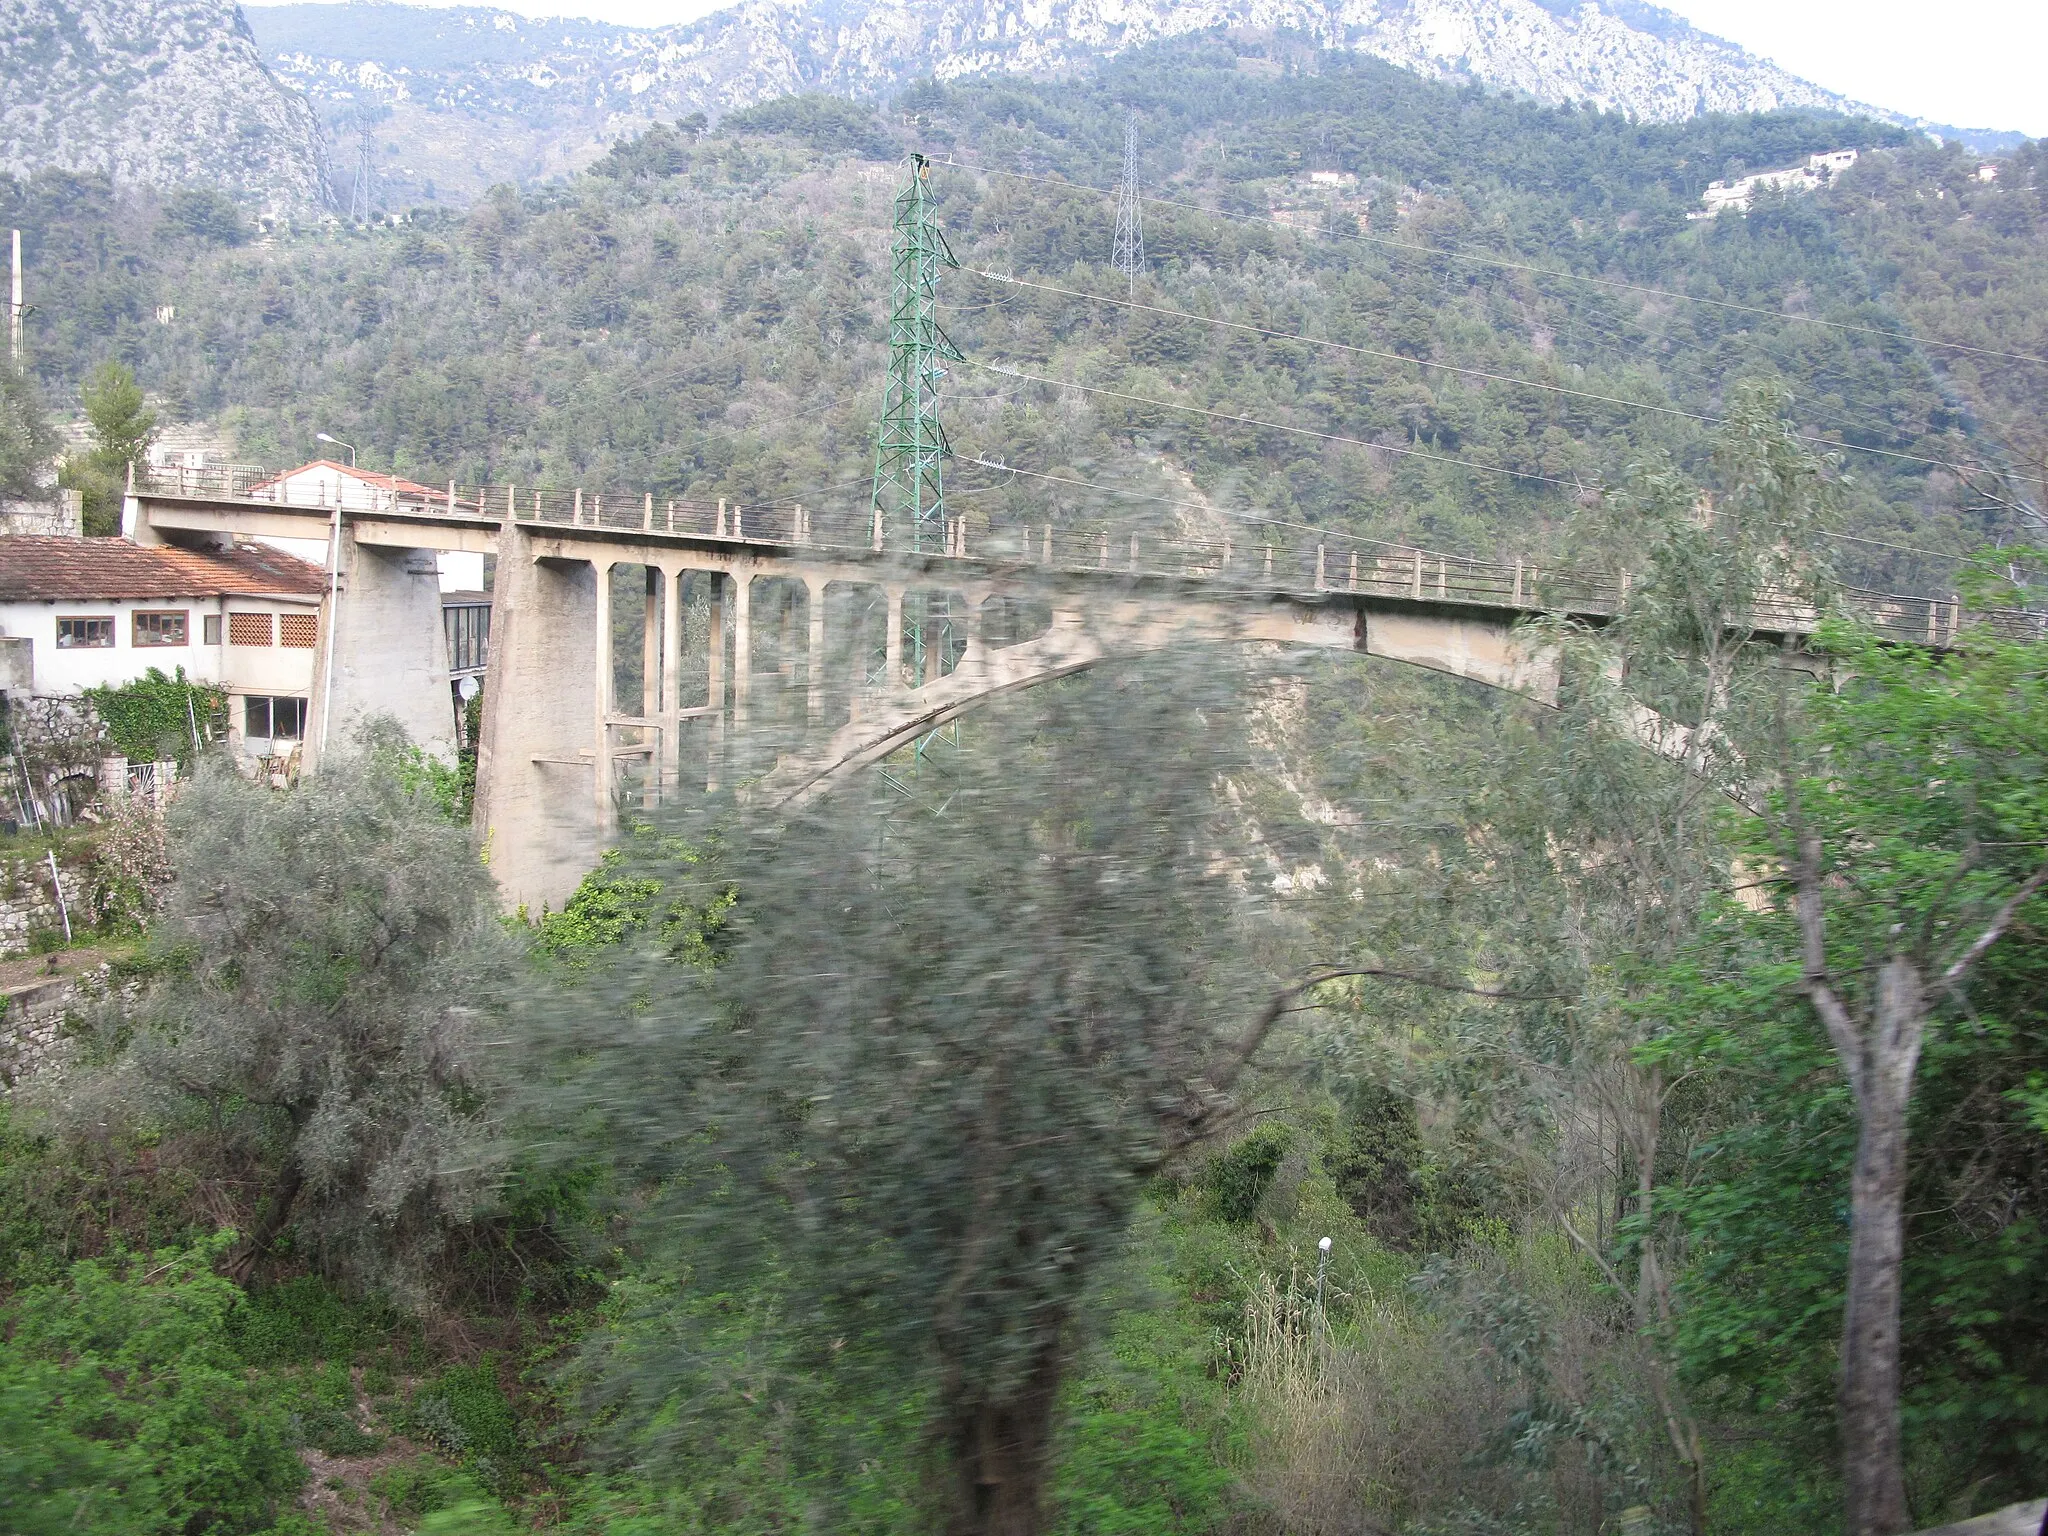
[518,653,1304,1536]
[57,731,507,1288]
[1769,622,2048,1535]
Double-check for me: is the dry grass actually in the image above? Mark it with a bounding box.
[1230,1238,1683,1535]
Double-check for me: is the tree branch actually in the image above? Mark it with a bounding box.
[1941,861,2048,990]
[1793,826,1868,1104]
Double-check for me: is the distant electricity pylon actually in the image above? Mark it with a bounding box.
[870,152,961,556]
[348,106,376,223]
[1112,110,1145,289]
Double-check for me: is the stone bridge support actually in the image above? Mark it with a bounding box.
[305,526,458,773]
[474,526,601,917]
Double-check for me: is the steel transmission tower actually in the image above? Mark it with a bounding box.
[1112,111,1144,288]
[869,153,961,555]
[348,107,375,223]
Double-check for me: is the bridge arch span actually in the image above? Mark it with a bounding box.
[757,592,1568,808]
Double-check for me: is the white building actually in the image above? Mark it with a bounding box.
[239,460,486,592]
[1691,148,1859,219]
[0,536,328,760]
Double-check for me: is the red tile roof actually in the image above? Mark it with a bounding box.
[0,538,328,602]
[246,461,440,498]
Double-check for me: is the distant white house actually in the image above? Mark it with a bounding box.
[1691,148,1859,219]
[0,536,328,760]
[238,460,486,592]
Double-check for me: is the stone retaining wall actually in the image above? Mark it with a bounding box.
[0,971,78,1088]
[0,848,94,957]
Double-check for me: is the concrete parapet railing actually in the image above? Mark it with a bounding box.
[135,466,2042,649]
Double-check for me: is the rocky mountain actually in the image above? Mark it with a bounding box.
[0,0,329,214]
[251,0,1913,206]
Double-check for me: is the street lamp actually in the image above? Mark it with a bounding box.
[311,432,354,758]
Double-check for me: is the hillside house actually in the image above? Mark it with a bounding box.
[1691,148,1859,218]
[0,536,328,761]
[235,460,487,591]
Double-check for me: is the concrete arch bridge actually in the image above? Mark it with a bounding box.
[126,466,1985,912]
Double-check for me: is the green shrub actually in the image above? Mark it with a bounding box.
[0,1241,303,1534]
[289,1361,384,1457]
[1201,1123,1292,1225]
[401,1360,520,1463]
[370,1456,494,1524]
[231,1274,392,1366]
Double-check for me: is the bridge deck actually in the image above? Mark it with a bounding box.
[133,465,2030,649]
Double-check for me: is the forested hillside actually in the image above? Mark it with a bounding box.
[3,38,2046,1536]
[3,40,2041,588]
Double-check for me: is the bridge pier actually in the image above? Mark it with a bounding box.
[475,525,601,916]
[305,527,457,773]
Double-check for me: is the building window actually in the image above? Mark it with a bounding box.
[133,610,189,647]
[444,603,489,673]
[228,612,274,647]
[279,612,318,649]
[203,614,222,645]
[243,695,308,742]
[56,616,114,649]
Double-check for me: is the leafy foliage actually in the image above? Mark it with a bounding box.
[0,1240,304,1536]
[1648,623,2048,1516]
[49,734,509,1290]
[724,93,895,159]
[520,653,1287,1529]
[81,665,225,772]
[0,357,57,498]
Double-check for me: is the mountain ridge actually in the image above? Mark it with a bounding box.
[0,0,329,213]
[246,0,1946,206]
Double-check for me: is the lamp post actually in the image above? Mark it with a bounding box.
[312,433,354,758]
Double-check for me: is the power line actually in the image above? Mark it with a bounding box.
[964,269,2045,491]
[967,359,1578,489]
[956,452,1988,570]
[937,158,2048,370]
[954,454,1481,557]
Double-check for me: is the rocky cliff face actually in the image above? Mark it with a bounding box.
[661,0,1876,124]
[250,0,1895,204]
[1,0,329,214]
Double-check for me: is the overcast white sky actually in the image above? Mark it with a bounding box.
[1657,0,2044,135]
[249,0,2047,137]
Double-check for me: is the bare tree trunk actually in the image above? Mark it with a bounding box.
[225,1160,304,1285]
[1838,958,1924,1536]
[1617,1061,1710,1536]
[944,1322,1068,1536]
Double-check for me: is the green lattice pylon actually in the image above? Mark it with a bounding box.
[870,153,961,554]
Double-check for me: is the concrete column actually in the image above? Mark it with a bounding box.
[705,575,725,792]
[642,567,661,719]
[658,565,681,801]
[885,586,903,689]
[473,523,599,916]
[806,577,826,726]
[305,527,457,773]
[592,558,613,839]
[731,571,752,733]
